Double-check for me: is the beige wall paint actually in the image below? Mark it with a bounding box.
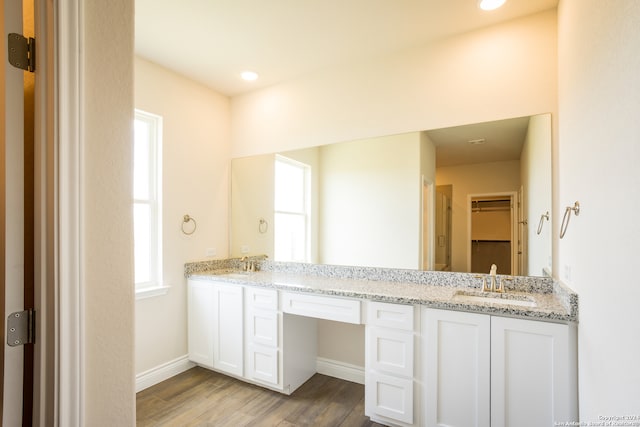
[83,0,135,424]
[436,160,521,272]
[230,10,557,158]
[319,132,423,269]
[558,0,640,419]
[317,322,365,367]
[134,57,231,374]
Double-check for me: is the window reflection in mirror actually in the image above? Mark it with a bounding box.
[274,155,311,262]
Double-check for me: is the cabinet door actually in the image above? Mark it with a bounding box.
[491,317,573,427]
[422,308,490,427]
[213,283,244,376]
[187,280,215,368]
[366,372,414,424]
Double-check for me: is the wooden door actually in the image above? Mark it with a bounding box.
[3,0,36,424]
[2,0,35,425]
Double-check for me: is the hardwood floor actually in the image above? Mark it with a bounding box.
[136,367,386,426]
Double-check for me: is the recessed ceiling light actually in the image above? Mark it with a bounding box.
[478,0,506,11]
[468,138,487,145]
[240,71,259,81]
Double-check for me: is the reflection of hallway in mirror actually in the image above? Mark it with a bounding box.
[435,185,452,271]
[470,196,513,275]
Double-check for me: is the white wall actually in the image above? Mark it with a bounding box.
[83,0,135,424]
[520,113,552,275]
[558,0,640,420]
[436,160,521,272]
[319,132,423,269]
[230,10,557,158]
[134,57,230,374]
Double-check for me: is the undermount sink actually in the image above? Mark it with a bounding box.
[223,273,251,279]
[212,270,252,279]
[453,290,537,308]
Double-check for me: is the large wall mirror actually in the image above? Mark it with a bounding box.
[230,113,552,277]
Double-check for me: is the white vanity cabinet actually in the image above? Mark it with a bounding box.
[422,308,491,427]
[244,286,319,393]
[213,282,244,376]
[365,301,418,426]
[188,279,244,376]
[245,287,279,385]
[188,280,317,394]
[422,308,577,427]
[490,316,576,427]
[187,279,216,368]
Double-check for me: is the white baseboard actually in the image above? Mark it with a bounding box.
[316,357,365,385]
[136,355,364,392]
[136,355,195,392]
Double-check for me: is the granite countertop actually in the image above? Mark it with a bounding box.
[188,261,578,323]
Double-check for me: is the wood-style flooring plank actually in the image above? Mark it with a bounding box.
[136,367,386,427]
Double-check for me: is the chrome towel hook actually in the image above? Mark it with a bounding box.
[559,202,580,239]
[536,211,550,235]
[181,214,197,235]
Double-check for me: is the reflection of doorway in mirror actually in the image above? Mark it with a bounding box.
[422,179,435,271]
[517,185,527,275]
[469,193,517,275]
[435,185,452,271]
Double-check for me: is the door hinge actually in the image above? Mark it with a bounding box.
[7,310,36,346]
[8,33,36,72]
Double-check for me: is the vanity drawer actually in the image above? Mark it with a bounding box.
[281,292,361,324]
[367,326,414,377]
[366,371,414,424]
[247,343,279,386]
[367,301,414,331]
[246,308,279,348]
[246,286,278,311]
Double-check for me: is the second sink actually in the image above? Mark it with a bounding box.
[453,290,537,308]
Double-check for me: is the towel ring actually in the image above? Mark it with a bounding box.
[258,217,268,234]
[182,214,197,235]
[559,202,580,239]
[536,211,550,235]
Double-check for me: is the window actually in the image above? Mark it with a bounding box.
[274,155,310,262]
[134,110,163,293]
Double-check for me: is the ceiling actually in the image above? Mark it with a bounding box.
[135,0,558,97]
[427,116,531,167]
